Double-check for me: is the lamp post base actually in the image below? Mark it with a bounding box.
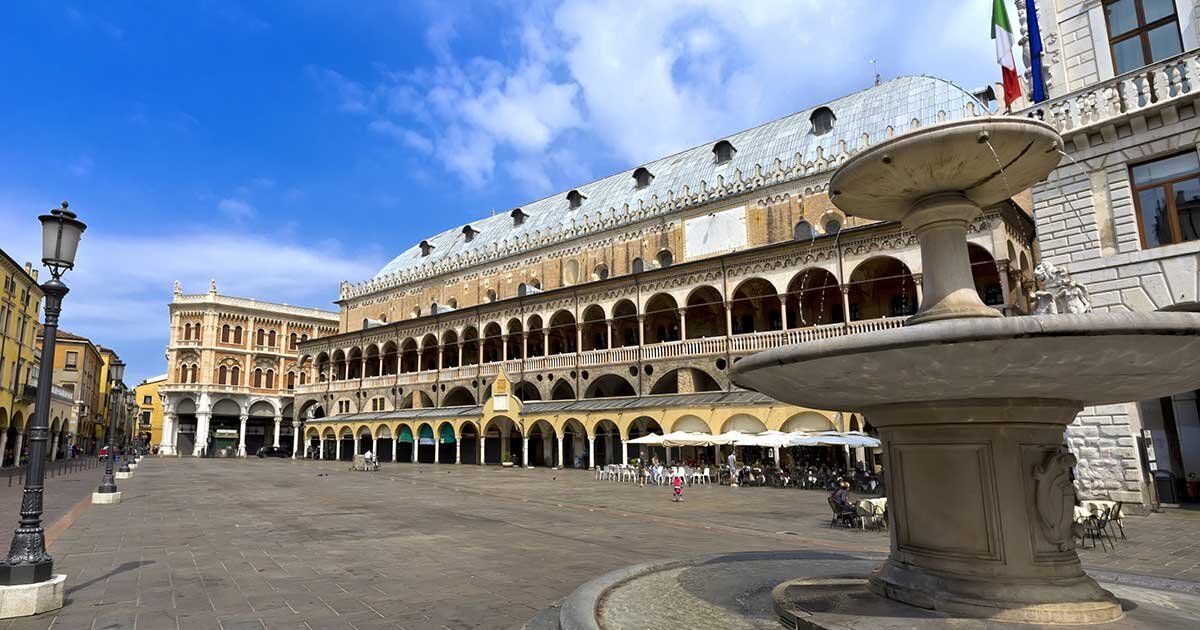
[91,491,121,505]
[115,471,132,480]
[0,574,64,619]
[0,559,53,587]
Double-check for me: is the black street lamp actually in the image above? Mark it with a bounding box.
[98,360,126,492]
[117,389,133,474]
[0,202,86,586]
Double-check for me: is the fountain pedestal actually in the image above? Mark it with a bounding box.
[866,400,1117,623]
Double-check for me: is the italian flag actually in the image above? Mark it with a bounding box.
[992,0,1022,107]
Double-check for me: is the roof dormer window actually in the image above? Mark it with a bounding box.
[633,167,654,189]
[419,240,434,257]
[511,208,528,227]
[713,140,735,165]
[462,225,478,242]
[567,189,586,209]
[811,106,835,135]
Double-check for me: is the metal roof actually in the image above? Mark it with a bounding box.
[362,75,984,292]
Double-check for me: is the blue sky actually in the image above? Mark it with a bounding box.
[0,1,1007,385]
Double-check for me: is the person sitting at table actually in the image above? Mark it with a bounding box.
[831,481,852,510]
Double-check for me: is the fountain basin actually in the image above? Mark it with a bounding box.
[731,312,1200,410]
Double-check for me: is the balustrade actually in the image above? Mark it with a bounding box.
[1024,51,1198,135]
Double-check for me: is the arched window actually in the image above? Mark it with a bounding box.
[234,326,243,344]
[299,371,307,385]
[593,264,609,281]
[794,220,814,241]
[190,364,199,383]
[266,370,275,389]
[221,324,231,343]
[656,249,673,268]
[268,330,276,347]
[301,333,308,342]
[824,219,842,235]
[253,369,263,388]
[486,289,497,303]
[256,329,265,345]
[287,372,296,390]
[231,366,240,386]
[218,365,228,385]
[289,333,297,349]
[632,257,645,274]
[633,167,654,189]
[183,324,191,340]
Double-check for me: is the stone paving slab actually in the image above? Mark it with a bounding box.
[0,458,1195,630]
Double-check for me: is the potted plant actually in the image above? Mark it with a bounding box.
[502,452,514,467]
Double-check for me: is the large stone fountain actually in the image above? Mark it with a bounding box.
[731,117,1200,625]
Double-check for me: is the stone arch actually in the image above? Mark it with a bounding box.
[685,285,726,338]
[591,418,622,465]
[551,379,576,400]
[643,293,680,344]
[248,400,276,417]
[442,386,476,407]
[731,277,782,334]
[525,314,545,357]
[721,413,767,434]
[584,374,635,399]
[562,418,587,468]
[459,420,479,465]
[211,398,242,416]
[847,256,917,321]
[547,310,577,355]
[786,268,843,327]
[968,243,1004,306]
[649,368,721,395]
[780,412,835,433]
[611,299,639,348]
[527,419,557,467]
[513,380,541,401]
[482,415,522,465]
[580,304,607,351]
[671,414,711,433]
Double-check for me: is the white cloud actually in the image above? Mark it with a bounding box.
[217,197,255,221]
[67,155,94,177]
[0,198,382,385]
[369,119,434,154]
[308,66,371,114]
[320,0,1000,196]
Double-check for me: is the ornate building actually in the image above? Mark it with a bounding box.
[157,281,338,457]
[292,75,1039,468]
[1021,0,1200,507]
[0,250,42,467]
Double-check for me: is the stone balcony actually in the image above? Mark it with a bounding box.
[1023,50,1198,144]
[292,316,906,397]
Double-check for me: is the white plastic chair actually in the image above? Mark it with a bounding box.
[691,467,709,485]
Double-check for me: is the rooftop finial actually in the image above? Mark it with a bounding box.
[173,280,182,296]
[209,278,217,293]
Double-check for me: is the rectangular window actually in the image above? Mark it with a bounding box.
[143,395,152,404]
[141,411,151,426]
[1130,151,1200,248]
[65,351,79,370]
[1104,0,1183,75]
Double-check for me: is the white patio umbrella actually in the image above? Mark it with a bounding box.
[627,433,664,445]
[789,431,880,448]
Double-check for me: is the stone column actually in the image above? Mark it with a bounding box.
[273,415,282,448]
[237,413,248,457]
[319,438,325,460]
[48,433,58,461]
[13,431,25,466]
[841,287,852,324]
[434,437,440,463]
[605,319,613,349]
[779,296,789,330]
[588,436,595,469]
[194,411,211,457]
[457,343,463,367]
[393,439,399,462]
[455,439,461,464]
[479,435,485,465]
[502,335,509,362]
[679,307,687,340]
[637,315,645,346]
[161,412,177,455]
[335,437,342,461]
[291,421,300,458]
[621,440,628,465]
[557,435,564,468]
[724,301,733,336]
[372,435,378,457]
[912,273,924,311]
[522,437,529,467]
[412,435,418,463]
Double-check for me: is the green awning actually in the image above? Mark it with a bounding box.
[398,426,413,443]
[439,424,455,444]
[419,425,434,439]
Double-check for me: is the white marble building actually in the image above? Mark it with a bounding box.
[1020,0,1200,506]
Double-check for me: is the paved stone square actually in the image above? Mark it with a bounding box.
[2,458,1198,630]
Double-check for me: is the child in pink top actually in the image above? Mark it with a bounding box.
[672,474,684,502]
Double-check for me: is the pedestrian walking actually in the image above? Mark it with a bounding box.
[672,472,684,502]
